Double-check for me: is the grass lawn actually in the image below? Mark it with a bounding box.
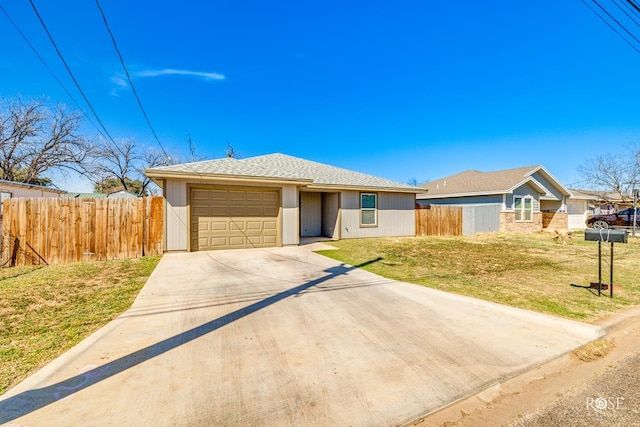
[317,232,640,323]
[0,256,161,395]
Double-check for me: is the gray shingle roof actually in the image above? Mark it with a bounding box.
[147,153,419,191]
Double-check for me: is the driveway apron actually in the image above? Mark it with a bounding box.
[0,247,603,426]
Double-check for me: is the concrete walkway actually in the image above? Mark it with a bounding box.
[0,247,603,426]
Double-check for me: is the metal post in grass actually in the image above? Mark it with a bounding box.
[634,189,639,237]
[597,240,602,297]
[584,229,627,298]
[610,241,614,298]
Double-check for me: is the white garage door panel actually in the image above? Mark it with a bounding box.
[191,187,279,250]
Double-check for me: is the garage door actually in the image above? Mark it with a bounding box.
[190,187,279,250]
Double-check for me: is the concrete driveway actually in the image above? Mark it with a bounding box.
[0,246,602,426]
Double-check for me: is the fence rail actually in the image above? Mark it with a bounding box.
[1,196,163,266]
[415,204,463,237]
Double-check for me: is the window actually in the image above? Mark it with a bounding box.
[514,195,533,222]
[360,193,377,226]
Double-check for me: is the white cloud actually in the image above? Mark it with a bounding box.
[112,76,128,87]
[110,76,128,96]
[135,68,226,81]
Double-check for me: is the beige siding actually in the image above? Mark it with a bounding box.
[0,186,61,198]
[321,192,340,239]
[281,184,298,245]
[300,192,322,237]
[340,191,415,238]
[165,179,188,251]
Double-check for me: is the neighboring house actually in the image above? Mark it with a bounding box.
[107,190,141,198]
[569,189,635,214]
[62,190,140,199]
[145,153,421,251]
[0,179,66,222]
[566,190,598,230]
[62,192,109,199]
[416,165,571,234]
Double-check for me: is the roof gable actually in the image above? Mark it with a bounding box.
[420,165,570,199]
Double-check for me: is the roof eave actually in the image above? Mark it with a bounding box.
[417,189,505,199]
[0,179,66,193]
[145,169,313,185]
[306,183,425,193]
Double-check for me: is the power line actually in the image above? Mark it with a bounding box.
[626,0,640,15]
[28,0,118,144]
[94,0,169,158]
[582,0,640,54]
[0,5,111,142]
[612,0,640,29]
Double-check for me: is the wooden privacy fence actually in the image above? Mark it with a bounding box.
[1,196,163,266]
[415,204,463,237]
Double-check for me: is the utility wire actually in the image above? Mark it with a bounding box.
[623,0,640,18]
[28,0,118,144]
[593,0,640,47]
[582,0,640,53]
[94,0,169,158]
[626,0,640,15]
[612,0,640,29]
[0,5,111,143]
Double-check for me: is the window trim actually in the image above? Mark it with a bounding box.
[360,192,378,227]
[514,195,533,222]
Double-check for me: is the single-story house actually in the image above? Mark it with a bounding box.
[416,165,572,234]
[0,179,66,219]
[145,153,422,251]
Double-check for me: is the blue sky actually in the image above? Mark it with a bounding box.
[2,1,640,192]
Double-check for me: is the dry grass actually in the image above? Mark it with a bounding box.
[574,338,616,362]
[0,256,161,395]
[317,232,640,322]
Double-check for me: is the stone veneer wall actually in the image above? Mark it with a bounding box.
[542,212,568,231]
[500,212,543,233]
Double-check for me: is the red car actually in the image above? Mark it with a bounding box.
[586,207,640,229]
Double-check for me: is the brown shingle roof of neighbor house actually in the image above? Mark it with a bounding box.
[569,189,634,201]
[420,165,570,198]
[146,153,423,192]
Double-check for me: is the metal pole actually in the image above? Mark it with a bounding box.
[610,242,614,298]
[634,189,639,237]
[598,241,602,297]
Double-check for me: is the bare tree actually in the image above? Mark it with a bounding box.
[185,133,206,162]
[406,177,429,187]
[226,142,239,158]
[577,142,640,200]
[0,98,89,186]
[89,138,171,195]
